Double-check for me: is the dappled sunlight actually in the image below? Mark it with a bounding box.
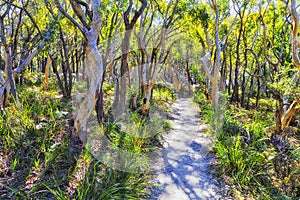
[0,0,299,199]
[150,98,227,200]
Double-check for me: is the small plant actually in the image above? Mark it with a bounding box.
[12,158,19,172]
[163,120,172,131]
[152,84,176,112]
[194,91,212,122]
[196,95,300,199]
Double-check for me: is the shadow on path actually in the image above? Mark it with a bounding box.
[149,98,225,200]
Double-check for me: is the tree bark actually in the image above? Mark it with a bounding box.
[113,0,147,118]
[55,0,104,142]
[211,0,220,110]
[228,47,233,96]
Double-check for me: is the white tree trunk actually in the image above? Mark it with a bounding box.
[74,38,103,141]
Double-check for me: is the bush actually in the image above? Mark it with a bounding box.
[194,91,212,122]
[197,98,300,199]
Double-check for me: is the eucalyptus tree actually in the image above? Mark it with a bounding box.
[111,0,190,116]
[136,0,190,115]
[0,0,54,109]
[230,0,250,104]
[95,0,122,123]
[193,0,238,110]
[278,0,300,131]
[244,0,300,133]
[112,0,147,118]
[54,0,104,142]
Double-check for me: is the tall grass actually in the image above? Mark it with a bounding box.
[194,91,300,199]
[0,79,166,199]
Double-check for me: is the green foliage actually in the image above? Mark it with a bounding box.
[195,95,300,199]
[189,6,210,29]
[214,136,270,189]
[48,159,150,200]
[0,84,74,199]
[0,81,162,199]
[105,112,164,154]
[1,0,300,199]
[152,84,176,112]
[163,120,172,132]
[194,91,212,123]
[215,114,271,188]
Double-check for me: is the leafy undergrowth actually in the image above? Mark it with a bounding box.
[0,79,171,199]
[152,83,177,113]
[194,91,300,199]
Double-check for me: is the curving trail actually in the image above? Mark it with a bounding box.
[150,98,226,200]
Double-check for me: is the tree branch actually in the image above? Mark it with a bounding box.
[259,3,280,67]
[0,71,5,85]
[70,0,90,29]
[4,0,43,37]
[14,40,45,73]
[127,0,147,30]
[123,0,133,28]
[246,48,282,100]
[78,0,93,21]
[91,0,102,34]
[54,0,87,35]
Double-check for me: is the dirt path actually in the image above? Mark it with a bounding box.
[149,98,225,200]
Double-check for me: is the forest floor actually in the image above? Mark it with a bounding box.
[149,98,228,200]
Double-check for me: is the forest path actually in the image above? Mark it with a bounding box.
[149,98,224,200]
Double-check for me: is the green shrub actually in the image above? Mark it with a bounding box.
[201,98,300,199]
[1,83,157,199]
[152,84,176,112]
[194,91,212,122]
[163,120,172,131]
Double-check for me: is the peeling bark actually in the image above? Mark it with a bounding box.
[55,0,104,142]
[281,100,300,129]
[141,82,154,116]
[74,40,103,140]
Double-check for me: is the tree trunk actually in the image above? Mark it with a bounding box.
[141,83,154,116]
[240,66,246,108]
[212,1,221,110]
[4,50,18,104]
[185,60,193,96]
[281,100,300,129]
[246,70,255,109]
[255,77,261,107]
[232,22,244,104]
[228,48,233,96]
[114,30,132,118]
[113,0,147,118]
[51,55,66,96]
[232,61,239,103]
[220,45,227,93]
[74,38,104,141]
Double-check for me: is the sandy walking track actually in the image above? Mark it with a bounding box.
[150,98,225,200]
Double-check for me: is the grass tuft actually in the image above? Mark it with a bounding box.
[194,91,300,199]
[0,79,168,199]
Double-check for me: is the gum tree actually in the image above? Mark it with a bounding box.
[112,0,147,118]
[54,0,104,142]
[0,0,54,109]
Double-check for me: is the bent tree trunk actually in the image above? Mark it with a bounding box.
[274,0,300,133]
[273,97,299,134]
[74,40,103,141]
[280,100,300,130]
[55,0,104,143]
